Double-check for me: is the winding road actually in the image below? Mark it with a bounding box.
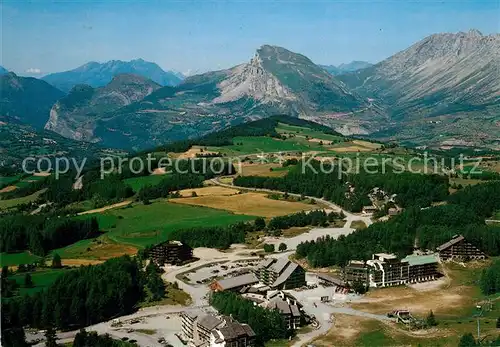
[209,177,373,227]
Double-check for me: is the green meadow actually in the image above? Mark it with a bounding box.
[0,251,41,267]
[123,175,167,192]
[70,200,255,249]
[11,268,69,296]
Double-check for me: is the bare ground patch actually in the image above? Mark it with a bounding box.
[0,185,17,193]
[77,200,132,215]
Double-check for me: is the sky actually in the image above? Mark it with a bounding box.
[1,0,499,76]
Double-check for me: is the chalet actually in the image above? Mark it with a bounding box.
[255,258,306,290]
[181,311,255,347]
[436,235,486,261]
[210,318,256,347]
[149,240,193,266]
[261,291,302,330]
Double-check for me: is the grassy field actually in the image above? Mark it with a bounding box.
[0,251,41,267]
[139,281,192,307]
[123,175,167,192]
[0,189,46,210]
[209,136,324,156]
[11,268,69,296]
[176,186,239,197]
[276,122,343,143]
[239,163,292,177]
[170,192,315,218]
[63,201,255,252]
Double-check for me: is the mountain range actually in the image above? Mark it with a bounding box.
[319,61,373,75]
[2,29,498,151]
[45,45,385,150]
[337,29,500,148]
[42,59,183,93]
[0,72,65,129]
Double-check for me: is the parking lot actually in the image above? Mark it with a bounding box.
[181,259,267,285]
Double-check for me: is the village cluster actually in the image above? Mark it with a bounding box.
[143,233,487,347]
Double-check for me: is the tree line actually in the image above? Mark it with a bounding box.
[210,291,289,345]
[0,214,99,256]
[1,256,165,346]
[167,221,257,249]
[267,210,344,230]
[480,259,500,295]
[234,160,449,212]
[296,204,500,268]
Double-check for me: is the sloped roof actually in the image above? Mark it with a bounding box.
[258,258,276,270]
[269,257,290,274]
[197,314,223,331]
[317,273,347,287]
[436,235,465,251]
[218,320,255,340]
[215,273,258,291]
[272,262,301,287]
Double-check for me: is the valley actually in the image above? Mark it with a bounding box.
[1,117,499,347]
[1,7,500,345]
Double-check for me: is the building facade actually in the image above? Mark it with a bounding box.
[344,253,441,288]
[254,258,305,290]
[149,240,193,265]
[343,260,369,284]
[181,311,255,347]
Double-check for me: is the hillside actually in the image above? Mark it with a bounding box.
[69,45,374,150]
[320,61,373,75]
[42,59,183,92]
[44,74,161,141]
[0,72,65,129]
[0,122,123,175]
[338,29,500,148]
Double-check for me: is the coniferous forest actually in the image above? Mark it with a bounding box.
[1,256,164,347]
[295,182,500,267]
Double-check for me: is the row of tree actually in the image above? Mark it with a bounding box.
[167,221,257,249]
[210,291,289,345]
[0,214,99,256]
[267,210,344,230]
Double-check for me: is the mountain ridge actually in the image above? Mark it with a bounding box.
[0,72,65,129]
[42,59,183,92]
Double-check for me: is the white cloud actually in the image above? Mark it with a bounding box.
[25,68,41,74]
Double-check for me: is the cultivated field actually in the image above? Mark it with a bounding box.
[170,192,316,217]
[176,186,239,197]
[238,163,291,177]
